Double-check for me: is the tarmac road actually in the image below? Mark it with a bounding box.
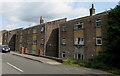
[1,53,112,75]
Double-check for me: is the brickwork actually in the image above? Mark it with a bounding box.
[59,13,108,60]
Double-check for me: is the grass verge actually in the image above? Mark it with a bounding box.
[63,59,120,75]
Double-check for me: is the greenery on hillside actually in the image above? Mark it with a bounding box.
[63,3,120,75]
[104,4,120,69]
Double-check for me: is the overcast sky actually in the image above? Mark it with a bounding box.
[0,0,119,30]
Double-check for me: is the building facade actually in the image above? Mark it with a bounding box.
[2,28,23,51]
[59,4,108,60]
[2,4,109,60]
[0,30,7,45]
[15,18,67,57]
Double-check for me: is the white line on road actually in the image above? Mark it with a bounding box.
[0,59,2,61]
[7,62,23,73]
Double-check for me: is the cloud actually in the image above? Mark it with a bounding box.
[6,24,17,30]
[1,2,89,30]
[9,16,21,22]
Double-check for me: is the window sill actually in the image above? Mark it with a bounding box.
[96,44,102,46]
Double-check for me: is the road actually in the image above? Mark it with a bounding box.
[1,53,111,74]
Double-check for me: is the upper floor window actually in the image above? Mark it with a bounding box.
[20,31,23,35]
[96,37,102,45]
[32,40,37,44]
[62,38,66,45]
[74,37,84,45]
[33,28,37,34]
[20,36,23,43]
[41,27,44,32]
[41,38,44,45]
[96,19,101,27]
[32,34,37,40]
[62,25,66,32]
[74,22,83,30]
[4,39,6,42]
[28,30,30,34]
[5,33,7,36]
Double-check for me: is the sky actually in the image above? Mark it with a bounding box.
[0,0,119,31]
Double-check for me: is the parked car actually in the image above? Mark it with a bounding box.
[0,45,10,53]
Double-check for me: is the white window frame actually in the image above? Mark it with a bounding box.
[5,33,7,36]
[96,37,102,45]
[74,22,83,29]
[32,40,37,44]
[5,39,6,42]
[62,38,66,45]
[33,28,37,34]
[62,52,65,58]
[74,37,84,45]
[41,27,44,32]
[41,38,44,45]
[74,54,81,59]
[62,25,66,32]
[96,19,101,27]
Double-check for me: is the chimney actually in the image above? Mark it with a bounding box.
[90,4,95,16]
[40,16,44,24]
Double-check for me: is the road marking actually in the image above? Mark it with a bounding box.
[0,59,2,61]
[7,62,23,73]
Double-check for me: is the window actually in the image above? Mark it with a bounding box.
[41,27,44,32]
[41,38,44,45]
[74,37,84,45]
[32,40,37,44]
[33,28,37,34]
[96,37,102,45]
[5,39,6,42]
[32,34,37,44]
[20,39,22,43]
[20,36,23,43]
[28,30,30,34]
[96,19,101,27]
[32,44,37,52]
[74,22,83,29]
[62,38,66,45]
[74,54,81,59]
[62,52,65,58]
[62,25,66,32]
[20,31,23,35]
[5,33,7,36]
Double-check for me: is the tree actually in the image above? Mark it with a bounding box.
[105,4,120,68]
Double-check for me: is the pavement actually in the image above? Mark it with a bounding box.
[10,51,62,65]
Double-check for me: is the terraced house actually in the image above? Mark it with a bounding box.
[2,4,108,60]
[59,4,108,60]
[2,28,23,51]
[15,17,67,57]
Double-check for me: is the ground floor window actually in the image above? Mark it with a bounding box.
[74,54,80,59]
[62,52,65,58]
[32,44,37,54]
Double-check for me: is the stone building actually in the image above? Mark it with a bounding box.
[0,30,7,45]
[59,4,108,60]
[2,28,23,51]
[2,4,109,60]
[15,17,67,57]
